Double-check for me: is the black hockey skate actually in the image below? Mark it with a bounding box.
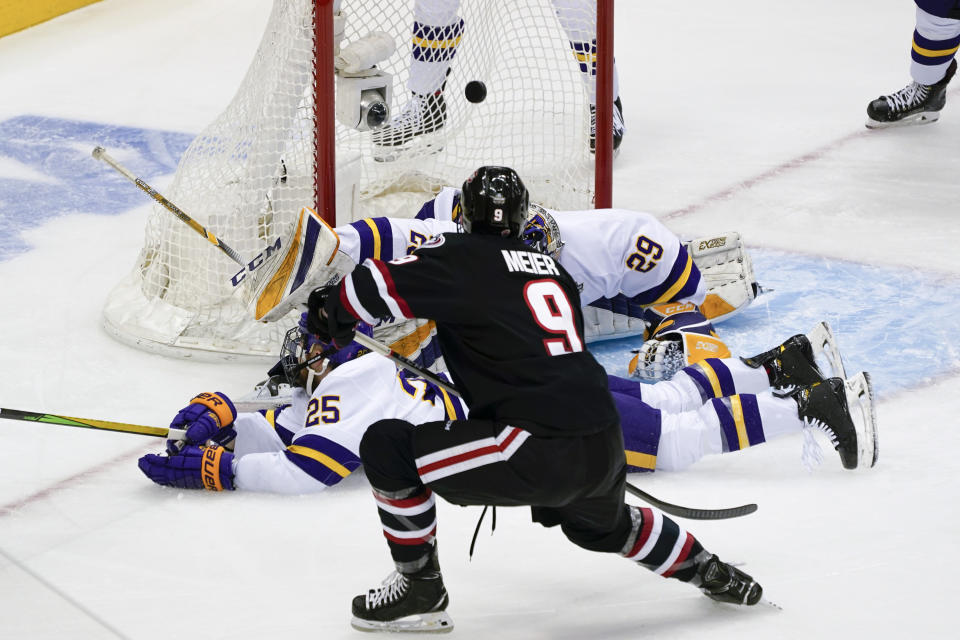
[697,555,762,606]
[866,59,957,129]
[589,96,625,153]
[793,377,860,470]
[351,551,453,633]
[371,91,447,162]
[741,334,823,390]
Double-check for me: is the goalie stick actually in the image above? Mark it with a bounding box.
[92,146,255,281]
[0,407,186,442]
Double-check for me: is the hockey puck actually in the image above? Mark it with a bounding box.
[465,80,487,104]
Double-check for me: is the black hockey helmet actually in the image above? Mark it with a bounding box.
[460,166,529,238]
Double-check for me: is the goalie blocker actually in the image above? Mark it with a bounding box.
[245,206,357,323]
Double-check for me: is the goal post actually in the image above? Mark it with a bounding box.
[103,0,615,361]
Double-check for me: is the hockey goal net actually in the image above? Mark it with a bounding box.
[103,0,613,360]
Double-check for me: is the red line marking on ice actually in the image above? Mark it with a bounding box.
[0,447,146,518]
[663,82,960,222]
[661,129,871,221]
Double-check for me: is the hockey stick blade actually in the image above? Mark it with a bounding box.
[625,482,757,520]
[0,407,186,441]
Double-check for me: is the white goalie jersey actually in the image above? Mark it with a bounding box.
[230,353,466,494]
[253,187,756,367]
[402,187,706,308]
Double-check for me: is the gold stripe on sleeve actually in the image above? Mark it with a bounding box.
[288,445,352,478]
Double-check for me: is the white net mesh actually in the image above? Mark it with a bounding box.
[103,0,602,360]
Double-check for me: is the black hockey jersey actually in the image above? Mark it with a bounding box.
[337,232,620,437]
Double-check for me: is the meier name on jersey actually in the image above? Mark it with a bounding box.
[502,249,560,276]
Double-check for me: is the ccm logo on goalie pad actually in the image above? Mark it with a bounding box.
[654,302,697,316]
[230,237,284,287]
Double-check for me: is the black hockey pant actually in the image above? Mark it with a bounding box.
[359,418,707,583]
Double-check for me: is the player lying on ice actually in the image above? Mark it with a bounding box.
[143,167,877,633]
[246,187,761,381]
[138,314,877,495]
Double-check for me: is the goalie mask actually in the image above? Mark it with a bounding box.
[460,166,529,238]
[279,313,373,391]
[521,204,564,258]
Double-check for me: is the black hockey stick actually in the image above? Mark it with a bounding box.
[624,484,757,520]
[352,333,459,397]
[353,334,756,520]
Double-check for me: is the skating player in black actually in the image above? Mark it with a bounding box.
[307,166,763,633]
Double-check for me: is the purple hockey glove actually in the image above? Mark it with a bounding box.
[138,445,235,491]
[167,392,237,454]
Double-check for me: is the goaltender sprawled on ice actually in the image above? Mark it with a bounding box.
[246,188,762,381]
[139,193,878,493]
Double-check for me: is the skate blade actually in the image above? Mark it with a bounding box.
[806,321,847,380]
[866,111,940,129]
[351,611,454,633]
[844,372,879,469]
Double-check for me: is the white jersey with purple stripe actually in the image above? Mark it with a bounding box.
[230,353,466,494]
[412,186,707,307]
[336,188,459,263]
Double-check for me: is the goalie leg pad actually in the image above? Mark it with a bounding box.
[582,297,647,342]
[628,304,732,381]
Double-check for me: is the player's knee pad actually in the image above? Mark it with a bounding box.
[560,504,635,553]
[628,303,732,382]
[359,419,420,489]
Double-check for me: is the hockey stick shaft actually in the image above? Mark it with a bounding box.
[0,407,186,441]
[624,483,757,520]
[91,146,246,267]
[352,332,460,396]
[351,334,754,520]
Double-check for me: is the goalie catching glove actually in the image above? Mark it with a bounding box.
[138,445,235,491]
[167,392,237,454]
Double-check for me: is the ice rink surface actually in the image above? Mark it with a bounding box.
[1,1,958,638]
